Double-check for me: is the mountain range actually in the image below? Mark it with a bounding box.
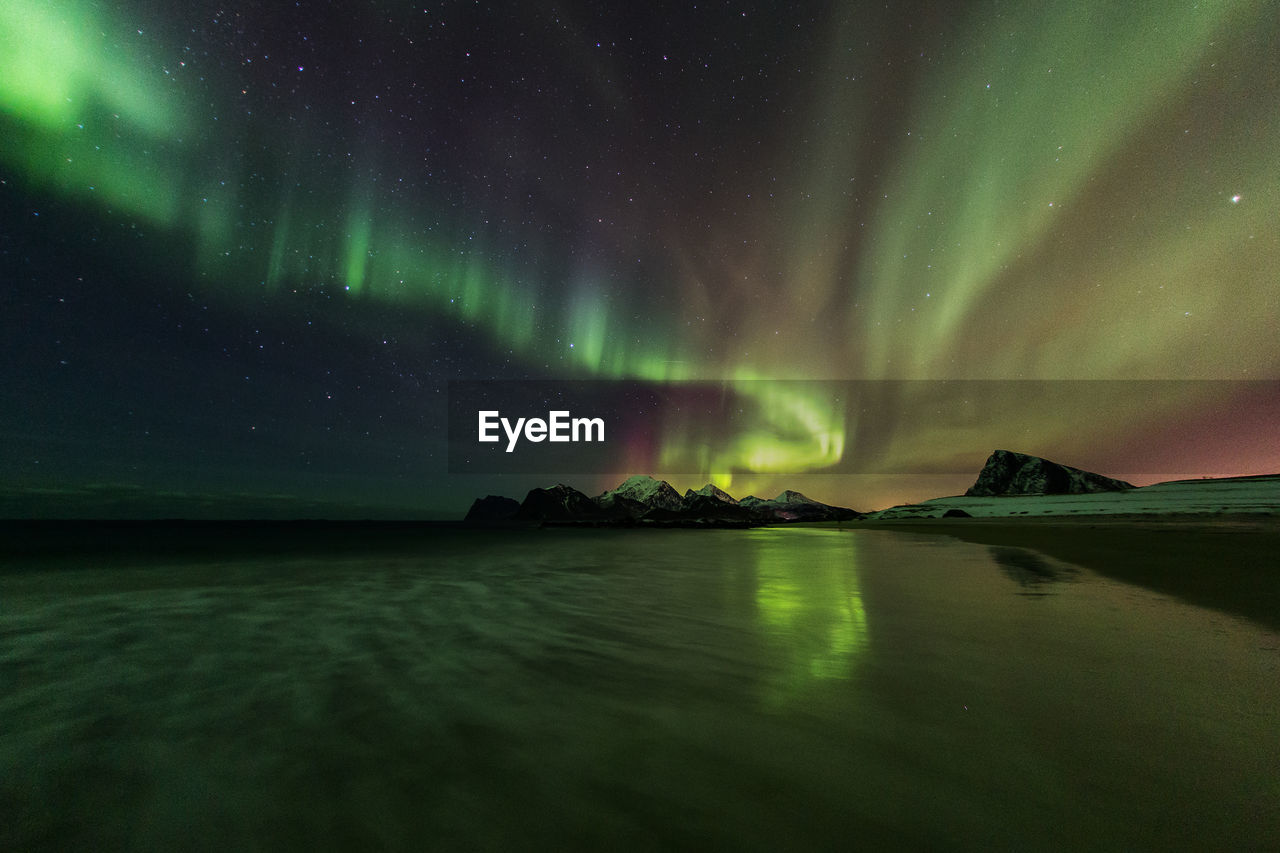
[464,475,860,527]
[463,450,1280,525]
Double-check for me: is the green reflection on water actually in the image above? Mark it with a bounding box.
[749,528,867,705]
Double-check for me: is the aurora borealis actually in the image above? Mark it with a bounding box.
[2,0,1277,517]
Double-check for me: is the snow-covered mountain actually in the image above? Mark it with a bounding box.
[739,491,861,521]
[682,484,738,505]
[466,477,860,525]
[595,475,684,512]
[868,474,1280,519]
[593,492,650,519]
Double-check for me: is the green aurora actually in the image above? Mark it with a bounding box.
[2,0,1277,512]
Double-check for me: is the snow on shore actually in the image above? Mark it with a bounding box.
[867,475,1280,519]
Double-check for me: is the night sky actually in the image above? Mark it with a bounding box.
[2,0,1277,518]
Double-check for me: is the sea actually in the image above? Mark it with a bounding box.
[3,523,1277,850]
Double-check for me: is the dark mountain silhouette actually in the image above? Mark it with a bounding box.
[463,495,521,522]
[514,484,603,521]
[966,450,1134,497]
[467,478,860,526]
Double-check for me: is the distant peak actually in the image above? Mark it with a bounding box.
[598,474,683,511]
[685,483,738,504]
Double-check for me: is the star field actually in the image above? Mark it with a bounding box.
[1,0,1277,516]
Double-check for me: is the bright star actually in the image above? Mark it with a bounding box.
[1231,194,1241,203]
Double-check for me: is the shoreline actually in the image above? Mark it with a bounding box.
[4,515,1276,631]
[842,514,1280,632]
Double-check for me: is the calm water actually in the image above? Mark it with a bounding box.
[2,527,1277,850]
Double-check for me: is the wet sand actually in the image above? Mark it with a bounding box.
[3,522,1278,848]
[851,515,1280,632]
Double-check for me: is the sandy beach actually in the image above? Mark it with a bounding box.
[850,515,1280,632]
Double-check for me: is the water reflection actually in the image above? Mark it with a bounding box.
[988,545,1079,594]
[748,529,867,704]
